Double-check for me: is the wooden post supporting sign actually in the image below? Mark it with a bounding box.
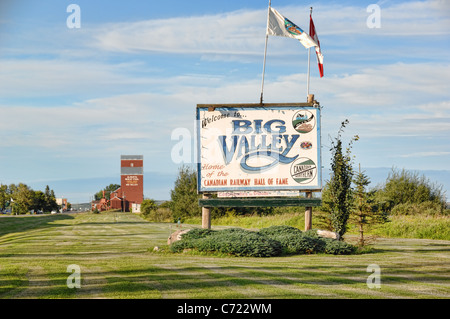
[305,95,315,231]
[305,191,313,231]
[202,194,211,229]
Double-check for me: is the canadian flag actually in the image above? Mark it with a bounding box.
[310,14,324,77]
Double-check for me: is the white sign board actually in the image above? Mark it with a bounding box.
[196,105,321,192]
[218,190,300,198]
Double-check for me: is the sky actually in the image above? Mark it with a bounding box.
[0,0,449,203]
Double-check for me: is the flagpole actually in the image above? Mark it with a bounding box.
[260,0,271,104]
[306,7,312,99]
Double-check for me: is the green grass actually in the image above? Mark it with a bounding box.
[371,214,450,240]
[0,212,449,299]
[185,211,450,240]
[184,212,306,230]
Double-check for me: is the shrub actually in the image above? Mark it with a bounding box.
[390,201,444,216]
[170,238,197,252]
[258,225,302,237]
[205,228,282,257]
[258,226,325,254]
[322,238,357,255]
[259,226,356,255]
[141,199,157,215]
[215,232,281,257]
[171,228,282,257]
[302,228,321,238]
[143,207,173,222]
[170,226,356,257]
[273,233,326,254]
[380,168,446,212]
[181,228,216,240]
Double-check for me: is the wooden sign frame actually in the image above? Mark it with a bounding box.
[195,101,322,230]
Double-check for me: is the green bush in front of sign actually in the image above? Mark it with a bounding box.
[170,228,282,257]
[322,238,356,255]
[170,225,356,257]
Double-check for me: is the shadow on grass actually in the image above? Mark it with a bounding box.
[3,261,449,299]
[0,214,74,237]
[76,221,151,226]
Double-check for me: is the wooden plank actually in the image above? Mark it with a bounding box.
[197,102,314,109]
[198,197,322,208]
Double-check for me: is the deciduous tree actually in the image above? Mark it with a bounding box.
[170,165,200,222]
[94,184,121,200]
[322,120,358,238]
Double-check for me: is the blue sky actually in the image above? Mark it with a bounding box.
[1,0,449,203]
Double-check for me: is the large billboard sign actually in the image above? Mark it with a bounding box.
[196,104,321,193]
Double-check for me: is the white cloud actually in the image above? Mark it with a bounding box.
[89,1,449,60]
[93,9,266,56]
[397,151,450,158]
[2,58,448,147]
[1,0,449,184]
[253,62,450,115]
[0,59,148,98]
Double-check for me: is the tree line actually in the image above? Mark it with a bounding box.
[93,184,121,201]
[147,160,446,241]
[320,120,447,245]
[0,184,59,214]
[142,120,447,247]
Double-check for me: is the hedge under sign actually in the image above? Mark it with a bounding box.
[196,104,322,193]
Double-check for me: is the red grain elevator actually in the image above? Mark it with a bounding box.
[121,155,143,211]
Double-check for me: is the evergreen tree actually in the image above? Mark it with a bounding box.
[44,185,58,212]
[0,184,8,211]
[353,165,374,247]
[31,190,46,213]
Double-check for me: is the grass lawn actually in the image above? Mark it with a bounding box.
[0,212,449,299]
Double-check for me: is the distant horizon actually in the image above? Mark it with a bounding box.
[20,166,450,204]
[1,1,449,204]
